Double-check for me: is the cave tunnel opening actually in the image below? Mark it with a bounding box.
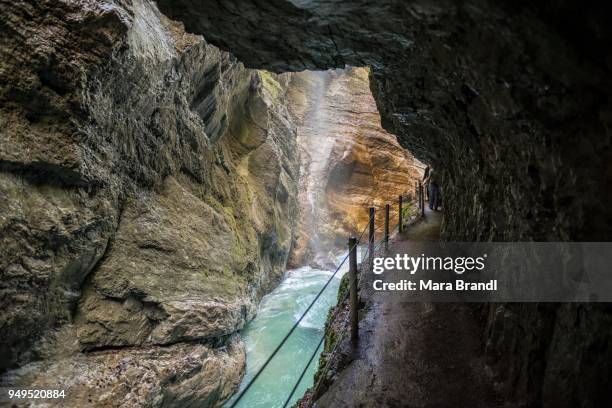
[157,0,612,242]
[2,0,612,407]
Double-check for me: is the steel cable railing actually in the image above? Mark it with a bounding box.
[283,289,350,407]
[360,221,386,264]
[303,191,422,406]
[302,216,395,406]
[306,291,350,406]
[229,248,353,407]
[230,189,423,408]
[229,212,375,408]
[303,233,389,407]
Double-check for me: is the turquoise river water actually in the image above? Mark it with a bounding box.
[226,250,358,408]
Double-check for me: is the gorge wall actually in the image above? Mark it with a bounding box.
[286,68,423,267]
[1,0,299,405]
[154,0,612,406]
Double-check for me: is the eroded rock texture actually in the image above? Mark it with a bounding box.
[156,0,612,406]
[4,337,245,408]
[286,68,423,267]
[1,0,298,405]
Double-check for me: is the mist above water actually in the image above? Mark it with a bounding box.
[228,69,360,408]
[295,69,358,267]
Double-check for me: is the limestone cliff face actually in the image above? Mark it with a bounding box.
[0,0,298,405]
[287,68,422,267]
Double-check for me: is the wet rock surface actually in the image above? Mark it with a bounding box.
[5,336,245,408]
[286,68,423,267]
[1,0,298,405]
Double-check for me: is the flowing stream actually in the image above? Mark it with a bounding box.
[227,250,362,408]
[226,69,364,408]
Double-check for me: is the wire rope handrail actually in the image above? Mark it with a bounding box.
[283,290,350,407]
[229,212,375,407]
[230,187,424,408]
[306,291,350,406]
[302,190,423,405]
[304,227,390,407]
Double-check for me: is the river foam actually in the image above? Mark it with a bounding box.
[226,250,356,407]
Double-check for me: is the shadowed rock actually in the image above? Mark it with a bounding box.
[1,0,298,405]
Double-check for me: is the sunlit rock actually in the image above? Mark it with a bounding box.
[287,68,423,267]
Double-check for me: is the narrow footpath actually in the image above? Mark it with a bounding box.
[316,208,507,408]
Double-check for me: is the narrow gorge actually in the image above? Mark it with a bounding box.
[2,0,612,407]
[1,1,421,406]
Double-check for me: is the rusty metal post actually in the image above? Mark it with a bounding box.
[349,237,358,343]
[384,203,390,251]
[368,207,375,271]
[398,195,403,233]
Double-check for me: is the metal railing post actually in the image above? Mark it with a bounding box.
[368,207,375,271]
[349,237,358,343]
[420,183,425,217]
[398,195,403,233]
[384,203,390,251]
[418,183,421,212]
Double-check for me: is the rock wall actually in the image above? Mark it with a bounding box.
[0,0,298,405]
[287,68,423,267]
[155,1,612,406]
